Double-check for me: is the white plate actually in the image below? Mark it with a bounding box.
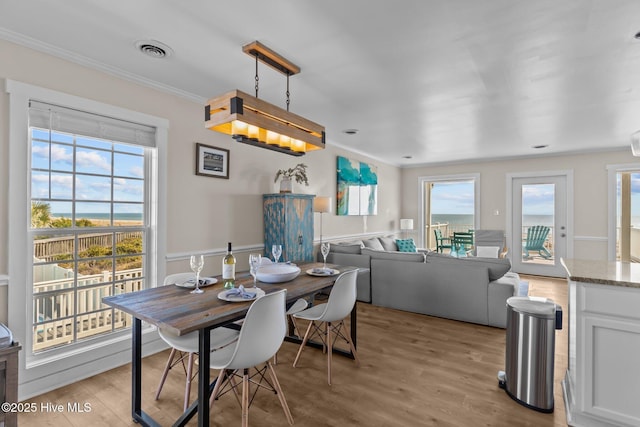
[256,264,301,283]
[217,288,265,302]
[175,277,217,289]
[306,268,340,277]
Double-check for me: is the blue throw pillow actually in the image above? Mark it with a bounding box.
[396,238,417,252]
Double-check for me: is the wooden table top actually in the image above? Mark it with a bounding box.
[103,262,355,336]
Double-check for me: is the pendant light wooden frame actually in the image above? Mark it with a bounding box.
[205,41,325,156]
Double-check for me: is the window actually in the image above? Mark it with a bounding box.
[611,169,640,262]
[419,174,480,250]
[7,80,167,398]
[29,104,151,351]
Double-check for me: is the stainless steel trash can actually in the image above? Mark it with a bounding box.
[498,296,562,413]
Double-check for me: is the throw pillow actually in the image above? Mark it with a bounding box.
[330,242,364,254]
[362,238,385,251]
[396,238,417,252]
[476,246,500,258]
[379,236,399,251]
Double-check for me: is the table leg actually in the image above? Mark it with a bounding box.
[197,327,211,427]
[132,318,141,421]
[131,318,161,427]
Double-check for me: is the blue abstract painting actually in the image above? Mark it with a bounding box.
[337,156,378,215]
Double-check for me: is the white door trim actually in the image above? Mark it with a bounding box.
[506,170,574,277]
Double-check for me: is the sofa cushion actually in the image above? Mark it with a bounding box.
[329,241,364,254]
[362,247,426,262]
[378,236,398,251]
[426,252,511,281]
[476,246,500,258]
[362,238,385,251]
[396,238,417,252]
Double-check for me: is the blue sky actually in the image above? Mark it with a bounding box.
[31,130,144,215]
[430,181,475,214]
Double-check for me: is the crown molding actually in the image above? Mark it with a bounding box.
[0,27,207,104]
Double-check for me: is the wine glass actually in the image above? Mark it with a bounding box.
[249,253,262,288]
[189,254,204,294]
[321,242,330,269]
[272,244,282,263]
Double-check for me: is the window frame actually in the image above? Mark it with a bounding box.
[6,79,168,400]
[417,173,481,249]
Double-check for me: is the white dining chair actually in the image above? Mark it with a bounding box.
[155,272,240,411]
[208,288,293,426]
[292,269,360,385]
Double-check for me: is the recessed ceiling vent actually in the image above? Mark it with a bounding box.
[135,40,173,58]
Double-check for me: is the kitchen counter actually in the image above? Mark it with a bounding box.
[561,258,640,427]
[561,258,640,288]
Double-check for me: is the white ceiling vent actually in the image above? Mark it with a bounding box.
[135,40,173,59]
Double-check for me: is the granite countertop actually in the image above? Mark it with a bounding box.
[561,258,640,288]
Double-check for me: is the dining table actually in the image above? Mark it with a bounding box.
[102,262,358,427]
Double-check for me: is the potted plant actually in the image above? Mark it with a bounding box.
[274,163,309,193]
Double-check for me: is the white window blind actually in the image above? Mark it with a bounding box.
[29,100,156,147]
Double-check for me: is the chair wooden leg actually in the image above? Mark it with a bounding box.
[155,348,177,400]
[293,321,314,368]
[242,369,249,427]
[289,316,299,337]
[183,352,194,411]
[267,362,294,425]
[327,321,332,385]
[209,369,227,409]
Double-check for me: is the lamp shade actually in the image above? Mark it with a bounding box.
[400,219,414,230]
[313,197,332,213]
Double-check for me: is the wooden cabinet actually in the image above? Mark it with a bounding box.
[263,194,314,263]
[0,343,20,427]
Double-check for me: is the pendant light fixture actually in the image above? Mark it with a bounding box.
[205,41,325,156]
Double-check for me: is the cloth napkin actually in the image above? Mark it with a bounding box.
[183,278,213,286]
[225,285,256,299]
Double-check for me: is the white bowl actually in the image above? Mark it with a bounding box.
[256,264,301,283]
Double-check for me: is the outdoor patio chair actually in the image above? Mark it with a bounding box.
[434,229,452,253]
[522,225,552,259]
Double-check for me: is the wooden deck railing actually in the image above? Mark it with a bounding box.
[34,232,142,262]
[33,268,143,352]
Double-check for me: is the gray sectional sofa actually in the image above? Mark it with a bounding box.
[322,236,520,328]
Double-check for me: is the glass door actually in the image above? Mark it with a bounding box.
[511,174,568,277]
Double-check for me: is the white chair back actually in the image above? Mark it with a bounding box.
[163,272,194,286]
[226,289,287,370]
[322,270,358,323]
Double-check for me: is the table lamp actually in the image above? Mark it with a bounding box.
[400,218,414,239]
[313,196,332,246]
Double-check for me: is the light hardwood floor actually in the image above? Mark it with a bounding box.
[18,274,568,426]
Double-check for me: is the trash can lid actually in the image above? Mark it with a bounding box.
[506,296,556,318]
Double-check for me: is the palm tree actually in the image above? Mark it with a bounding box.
[31,201,51,228]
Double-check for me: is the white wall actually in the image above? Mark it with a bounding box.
[0,39,401,323]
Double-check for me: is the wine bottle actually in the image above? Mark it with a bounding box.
[222,242,236,289]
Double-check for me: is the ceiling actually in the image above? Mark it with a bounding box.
[2,0,640,167]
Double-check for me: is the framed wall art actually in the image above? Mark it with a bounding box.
[195,143,229,179]
[336,156,378,215]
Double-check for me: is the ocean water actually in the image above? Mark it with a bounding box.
[53,213,142,221]
[431,214,554,227]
